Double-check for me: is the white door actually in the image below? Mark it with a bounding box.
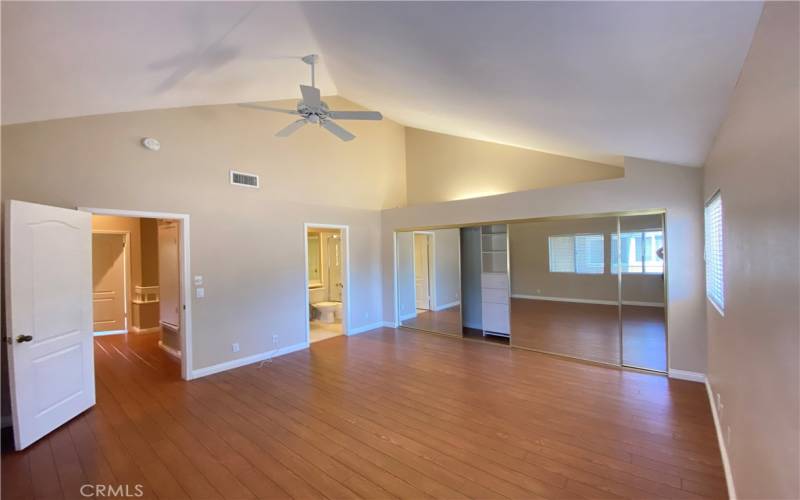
[328,235,343,302]
[158,221,180,329]
[92,233,127,333]
[414,233,431,309]
[5,200,94,450]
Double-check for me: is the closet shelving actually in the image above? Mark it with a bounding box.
[480,224,510,337]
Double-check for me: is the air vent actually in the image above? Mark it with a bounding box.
[230,170,259,189]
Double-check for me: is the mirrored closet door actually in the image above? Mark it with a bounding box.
[509,216,621,365]
[619,214,667,372]
[396,229,462,337]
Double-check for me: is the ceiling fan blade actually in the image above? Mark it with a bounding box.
[238,103,298,114]
[275,118,308,137]
[299,85,321,108]
[327,110,383,121]
[321,119,355,142]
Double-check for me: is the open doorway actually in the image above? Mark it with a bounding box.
[305,223,349,344]
[85,208,192,380]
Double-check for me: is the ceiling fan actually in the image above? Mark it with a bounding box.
[240,54,382,141]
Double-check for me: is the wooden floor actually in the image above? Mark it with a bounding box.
[511,299,667,371]
[1,329,725,499]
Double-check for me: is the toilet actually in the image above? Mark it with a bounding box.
[313,301,341,323]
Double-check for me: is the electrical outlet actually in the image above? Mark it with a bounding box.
[232,343,240,353]
[272,334,279,345]
[364,312,369,319]
[716,393,722,411]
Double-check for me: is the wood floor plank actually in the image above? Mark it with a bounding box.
[1,328,727,499]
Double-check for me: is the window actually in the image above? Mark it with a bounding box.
[704,192,724,313]
[611,230,664,274]
[548,234,604,274]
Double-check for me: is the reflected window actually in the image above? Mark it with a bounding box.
[548,234,605,274]
[612,230,664,274]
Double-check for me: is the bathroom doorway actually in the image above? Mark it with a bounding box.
[305,223,349,344]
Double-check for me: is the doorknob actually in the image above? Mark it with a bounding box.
[16,335,33,343]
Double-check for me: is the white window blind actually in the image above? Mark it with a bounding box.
[705,193,724,313]
[611,230,664,274]
[575,234,605,274]
[549,234,604,274]
[548,235,575,272]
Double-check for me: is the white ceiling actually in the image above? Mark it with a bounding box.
[2,1,763,166]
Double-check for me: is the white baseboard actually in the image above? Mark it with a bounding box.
[382,320,398,328]
[433,300,461,311]
[400,311,417,321]
[158,340,182,359]
[706,378,737,499]
[668,369,707,383]
[511,294,664,307]
[191,341,308,379]
[130,326,161,335]
[348,321,384,336]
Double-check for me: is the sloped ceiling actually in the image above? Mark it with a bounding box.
[1,1,763,166]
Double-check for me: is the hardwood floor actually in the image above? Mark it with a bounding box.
[511,299,667,371]
[1,329,725,499]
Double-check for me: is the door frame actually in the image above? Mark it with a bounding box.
[411,231,435,311]
[304,223,350,343]
[79,207,193,380]
[91,229,131,335]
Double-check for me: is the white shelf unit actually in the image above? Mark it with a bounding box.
[480,224,510,337]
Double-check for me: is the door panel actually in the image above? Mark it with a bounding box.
[414,233,430,309]
[6,200,94,450]
[92,233,126,332]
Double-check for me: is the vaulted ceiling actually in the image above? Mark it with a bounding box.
[1,1,763,166]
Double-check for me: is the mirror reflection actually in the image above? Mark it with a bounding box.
[620,214,667,372]
[397,229,462,336]
[509,216,621,364]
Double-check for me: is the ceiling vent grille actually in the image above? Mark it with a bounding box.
[230,170,259,189]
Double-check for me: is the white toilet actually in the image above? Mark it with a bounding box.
[313,301,341,323]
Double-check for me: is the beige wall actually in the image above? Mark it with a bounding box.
[2,96,406,372]
[509,216,664,305]
[383,157,705,374]
[703,3,800,499]
[404,127,624,205]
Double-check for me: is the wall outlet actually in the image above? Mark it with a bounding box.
[232,343,240,353]
[194,275,203,286]
[536,288,542,294]
[196,287,205,299]
[364,312,369,319]
[272,334,279,346]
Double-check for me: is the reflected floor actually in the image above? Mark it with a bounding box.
[401,305,461,336]
[511,299,666,371]
[310,321,343,343]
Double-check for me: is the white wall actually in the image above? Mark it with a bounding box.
[431,228,461,309]
[2,98,404,373]
[703,3,800,498]
[382,157,705,373]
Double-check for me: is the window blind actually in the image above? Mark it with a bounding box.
[575,234,605,274]
[548,235,575,272]
[705,193,725,313]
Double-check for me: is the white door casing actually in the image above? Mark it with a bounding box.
[328,235,343,302]
[5,200,95,450]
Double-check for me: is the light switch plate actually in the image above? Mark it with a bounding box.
[196,287,205,298]
[194,275,203,286]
